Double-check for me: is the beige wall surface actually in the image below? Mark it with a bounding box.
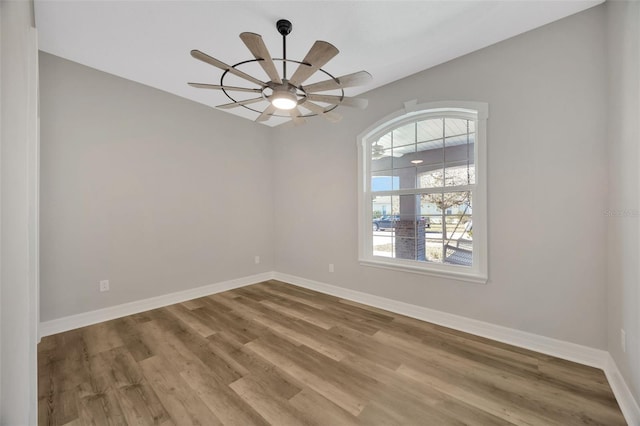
[606,0,640,403]
[273,6,609,349]
[39,53,275,321]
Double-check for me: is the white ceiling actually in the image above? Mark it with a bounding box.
[35,0,602,127]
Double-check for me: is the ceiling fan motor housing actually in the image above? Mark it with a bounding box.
[277,19,292,36]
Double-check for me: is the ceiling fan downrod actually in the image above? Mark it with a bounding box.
[277,19,292,80]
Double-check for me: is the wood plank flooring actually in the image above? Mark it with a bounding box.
[38,280,627,425]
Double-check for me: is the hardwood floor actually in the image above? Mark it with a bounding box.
[38,280,626,425]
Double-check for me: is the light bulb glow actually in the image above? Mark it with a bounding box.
[270,90,297,110]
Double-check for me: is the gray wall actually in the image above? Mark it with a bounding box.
[39,53,275,321]
[1,0,39,423]
[273,6,608,349]
[606,0,640,403]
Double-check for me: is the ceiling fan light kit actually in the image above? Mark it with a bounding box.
[270,86,298,110]
[188,18,371,124]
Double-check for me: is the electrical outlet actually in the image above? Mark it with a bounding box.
[99,280,110,292]
[621,329,626,353]
[254,255,260,264]
[329,263,334,273]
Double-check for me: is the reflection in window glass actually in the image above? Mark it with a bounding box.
[377,133,392,149]
[444,118,469,137]
[417,118,443,142]
[393,167,417,190]
[369,116,476,267]
[371,172,398,192]
[392,123,416,147]
[392,143,416,159]
[444,164,475,187]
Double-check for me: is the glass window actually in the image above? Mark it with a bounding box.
[358,102,487,282]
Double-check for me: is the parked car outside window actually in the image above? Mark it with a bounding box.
[372,215,399,231]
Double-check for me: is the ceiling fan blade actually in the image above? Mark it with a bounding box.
[303,71,372,93]
[299,101,342,123]
[191,50,266,87]
[216,97,265,109]
[188,83,262,93]
[288,41,339,87]
[239,32,283,84]
[306,94,368,109]
[256,104,277,122]
[288,107,307,125]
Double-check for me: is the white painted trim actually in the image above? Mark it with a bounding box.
[272,272,607,368]
[38,271,274,338]
[38,270,639,423]
[359,259,487,284]
[27,26,40,426]
[604,354,640,426]
[356,101,489,140]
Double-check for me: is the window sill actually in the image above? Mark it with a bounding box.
[359,258,488,284]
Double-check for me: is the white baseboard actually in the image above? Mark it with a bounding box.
[272,272,608,368]
[605,354,640,426]
[38,271,274,338]
[38,270,639,425]
[272,272,640,425]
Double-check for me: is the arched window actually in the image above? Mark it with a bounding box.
[357,101,488,282]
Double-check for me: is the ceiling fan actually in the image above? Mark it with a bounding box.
[372,141,386,159]
[188,19,372,125]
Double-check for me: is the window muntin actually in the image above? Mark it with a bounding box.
[359,103,487,282]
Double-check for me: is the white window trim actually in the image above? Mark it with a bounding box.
[357,100,489,284]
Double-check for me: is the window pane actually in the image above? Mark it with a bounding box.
[418,167,445,189]
[393,167,417,190]
[444,242,472,266]
[391,144,416,165]
[425,236,444,263]
[372,195,392,218]
[395,237,417,260]
[417,139,444,154]
[392,123,415,147]
[444,118,468,137]
[413,143,443,172]
[363,108,482,275]
[371,152,393,172]
[372,195,398,257]
[443,211,473,267]
[445,164,475,187]
[445,133,474,148]
[440,191,471,217]
[417,118,443,142]
[371,140,392,163]
[398,194,418,218]
[420,195,442,215]
[373,235,394,258]
[422,190,473,266]
[372,195,399,215]
[376,133,392,149]
[371,171,397,191]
